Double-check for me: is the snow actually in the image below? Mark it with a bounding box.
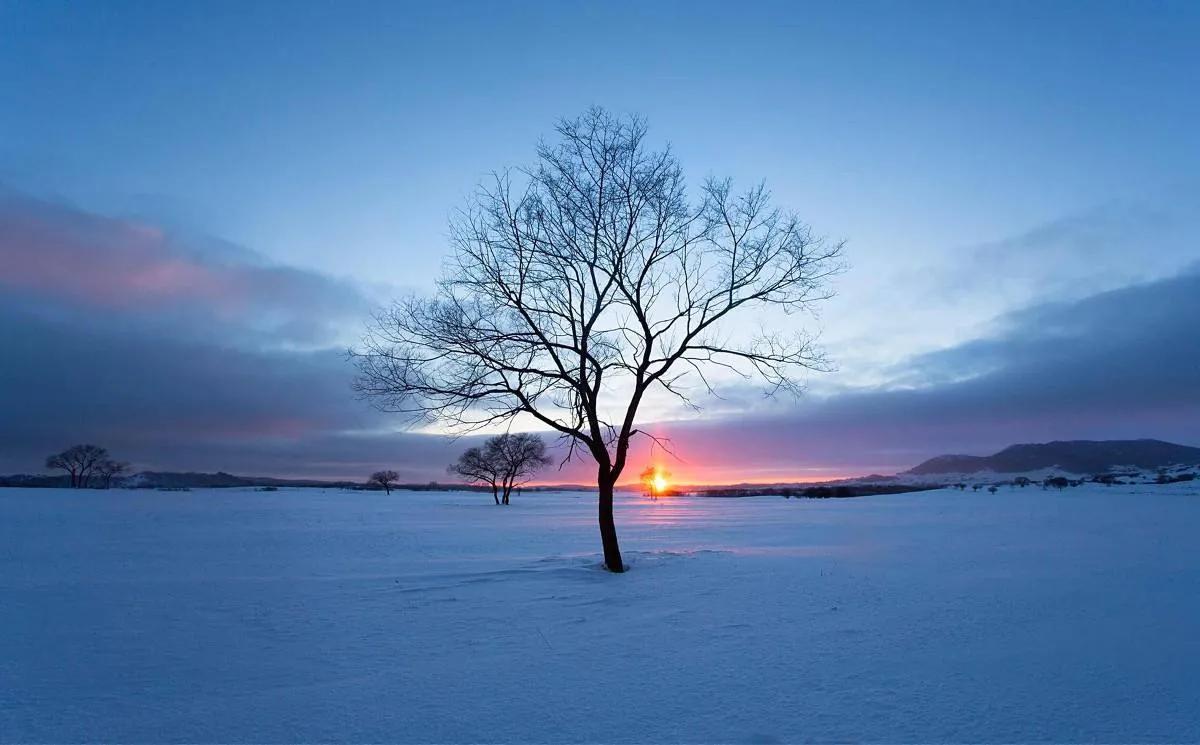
[886,464,1200,487]
[3,483,1200,742]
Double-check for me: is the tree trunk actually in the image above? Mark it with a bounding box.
[598,478,624,572]
[492,485,500,505]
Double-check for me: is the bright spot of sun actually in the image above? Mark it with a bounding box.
[639,465,671,496]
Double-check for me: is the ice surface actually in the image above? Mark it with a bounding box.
[3,483,1199,742]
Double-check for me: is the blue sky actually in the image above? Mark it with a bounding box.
[1,1,1198,480]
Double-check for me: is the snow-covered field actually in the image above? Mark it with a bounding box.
[3,483,1199,743]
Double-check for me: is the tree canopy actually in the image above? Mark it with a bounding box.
[449,433,551,505]
[354,108,842,570]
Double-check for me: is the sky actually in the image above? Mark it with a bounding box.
[1,0,1198,483]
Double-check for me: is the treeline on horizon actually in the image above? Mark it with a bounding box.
[699,484,944,499]
[0,473,947,497]
[6,437,581,493]
[0,469,595,492]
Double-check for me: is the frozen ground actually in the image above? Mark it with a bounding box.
[3,483,1199,743]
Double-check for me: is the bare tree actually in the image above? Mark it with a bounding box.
[353,108,843,571]
[45,453,76,488]
[639,465,670,499]
[496,432,552,504]
[96,460,130,489]
[449,433,552,505]
[448,445,502,504]
[45,444,110,488]
[369,470,400,495]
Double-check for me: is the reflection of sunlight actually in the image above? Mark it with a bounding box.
[619,494,697,527]
[610,492,877,559]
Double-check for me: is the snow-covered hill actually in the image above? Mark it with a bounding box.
[906,438,1200,476]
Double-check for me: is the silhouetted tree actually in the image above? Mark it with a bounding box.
[45,445,109,488]
[449,433,552,505]
[639,465,657,499]
[449,446,500,504]
[353,108,842,571]
[496,433,551,504]
[639,465,670,499]
[96,460,130,489]
[369,470,400,495]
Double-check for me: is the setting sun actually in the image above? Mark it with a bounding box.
[639,465,672,497]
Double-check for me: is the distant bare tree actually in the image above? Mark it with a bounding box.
[493,433,551,504]
[639,465,670,499]
[448,446,501,504]
[44,453,75,488]
[96,460,130,489]
[449,433,552,505]
[353,108,843,571]
[369,470,400,495]
[45,445,109,488]
[639,465,658,499]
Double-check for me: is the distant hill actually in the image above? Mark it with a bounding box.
[907,439,1200,475]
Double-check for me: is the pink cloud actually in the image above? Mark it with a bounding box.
[2,202,241,309]
[0,193,365,341]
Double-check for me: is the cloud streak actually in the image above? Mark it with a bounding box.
[0,191,369,348]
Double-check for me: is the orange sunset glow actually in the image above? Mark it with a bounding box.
[525,461,865,490]
[521,448,867,489]
[639,465,672,496]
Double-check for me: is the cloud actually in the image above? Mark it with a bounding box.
[0,191,397,477]
[632,268,1200,481]
[942,198,1198,306]
[0,191,370,348]
[896,268,1200,413]
[1,190,1195,484]
[817,191,1200,388]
